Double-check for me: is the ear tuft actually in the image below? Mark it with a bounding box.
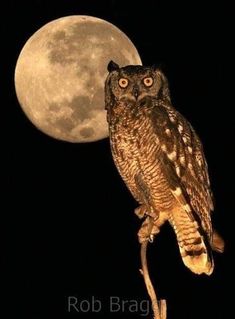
[152,62,165,72]
[107,60,119,72]
[152,64,160,71]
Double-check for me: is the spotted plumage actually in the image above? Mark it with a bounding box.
[105,61,224,275]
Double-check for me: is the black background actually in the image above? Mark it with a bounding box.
[2,1,233,318]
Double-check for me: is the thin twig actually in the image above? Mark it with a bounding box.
[140,240,167,319]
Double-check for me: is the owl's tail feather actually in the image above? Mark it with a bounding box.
[169,208,214,275]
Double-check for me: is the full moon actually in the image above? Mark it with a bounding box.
[15,16,142,142]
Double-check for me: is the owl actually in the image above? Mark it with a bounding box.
[105,61,224,275]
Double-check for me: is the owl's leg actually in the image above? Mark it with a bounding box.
[135,204,158,219]
[153,211,168,229]
[134,204,148,219]
[138,216,160,243]
[138,212,167,243]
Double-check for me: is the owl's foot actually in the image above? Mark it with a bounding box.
[134,205,148,219]
[135,205,158,220]
[138,216,160,244]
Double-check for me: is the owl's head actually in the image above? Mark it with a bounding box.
[105,60,170,112]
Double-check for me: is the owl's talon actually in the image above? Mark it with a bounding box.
[137,215,157,243]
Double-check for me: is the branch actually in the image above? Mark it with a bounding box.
[140,240,167,319]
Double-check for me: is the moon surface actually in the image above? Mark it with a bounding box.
[15,16,142,142]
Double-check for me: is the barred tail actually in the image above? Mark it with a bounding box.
[169,207,214,275]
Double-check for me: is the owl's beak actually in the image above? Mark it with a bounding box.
[132,86,139,100]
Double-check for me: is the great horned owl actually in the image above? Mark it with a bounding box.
[105,61,224,275]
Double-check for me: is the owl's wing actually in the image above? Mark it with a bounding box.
[152,102,214,237]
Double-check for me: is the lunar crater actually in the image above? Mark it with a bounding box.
[80,127,95,138]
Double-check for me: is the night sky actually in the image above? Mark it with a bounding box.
[3,1,232,318]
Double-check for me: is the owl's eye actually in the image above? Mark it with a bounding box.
[143,77,153,87]
[118,78,129,88]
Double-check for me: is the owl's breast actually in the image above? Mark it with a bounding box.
[110,115,147,189]
[110,111,174,211]
[110,112,155,163]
